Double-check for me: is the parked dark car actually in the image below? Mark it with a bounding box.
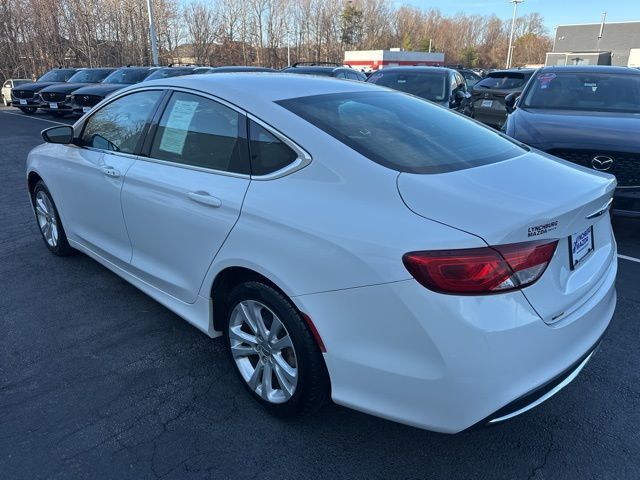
[471,68,535,128]
[504,66,640,216]
[69,66,158,115]
[281,62,367,81]
[366,66,472,116]
[38,68,117,116]
[11,68,79,114]
[456,68,483,89]
[143,66,197,80]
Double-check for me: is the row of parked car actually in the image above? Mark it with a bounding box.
[5,65,276,117]
[5,62,638,215]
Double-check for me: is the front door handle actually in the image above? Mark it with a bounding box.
[100,166,121,178]
[187,191,222,208]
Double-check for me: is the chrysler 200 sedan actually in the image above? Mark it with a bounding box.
[26,74,617,433]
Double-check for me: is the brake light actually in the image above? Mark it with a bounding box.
[403,240,558,295]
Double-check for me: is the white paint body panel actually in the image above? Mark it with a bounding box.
[26,74,617,432]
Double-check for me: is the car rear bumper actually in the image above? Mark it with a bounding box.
[473,108,507,128]
[294,256,616,433]
[613,187,640,217]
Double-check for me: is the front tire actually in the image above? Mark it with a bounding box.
[224,281,329,417]
[32,181,73,256]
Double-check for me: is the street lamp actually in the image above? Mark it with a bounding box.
[506,0,524,69]
[146,0,159,66]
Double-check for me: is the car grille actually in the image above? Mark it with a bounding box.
[12,90,33,99]
[548,149,640,187]
[40,92,67,102]
[74,94,102,106]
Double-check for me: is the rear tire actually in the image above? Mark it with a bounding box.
[19,106,37,114]
[224,281,329,417]
[32,181,73,256]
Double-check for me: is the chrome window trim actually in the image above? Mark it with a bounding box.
[77,84,312,180]
[247,113,312,181]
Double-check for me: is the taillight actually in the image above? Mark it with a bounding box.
[403,240,558,295]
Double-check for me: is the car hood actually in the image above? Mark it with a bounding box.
[40,83,93,94]
[13,82,62,92]
[511,108,640,152]
[71,84,128,96]
[397,150,616,245]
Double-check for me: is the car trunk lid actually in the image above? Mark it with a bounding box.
[397,151,617,323]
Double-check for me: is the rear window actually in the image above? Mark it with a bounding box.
[277,91,524,174]
[476,72,528,90]
[368,71,448,102]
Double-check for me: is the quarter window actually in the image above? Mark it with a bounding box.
[81,90,162,153]
[150,92,249,174]
[248,120,298,176]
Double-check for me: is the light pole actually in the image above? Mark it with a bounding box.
[146,0,159,66]
[506,0,524,69]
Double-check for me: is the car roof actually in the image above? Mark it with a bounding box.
[137,73,379,108]
[372,66,453,76]
[538,65,640,75]
[282,66,341,74]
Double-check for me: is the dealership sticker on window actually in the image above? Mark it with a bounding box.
[159,100,198,155]
[538,73,556,89]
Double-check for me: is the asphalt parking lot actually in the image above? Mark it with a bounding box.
[1,105,639,480]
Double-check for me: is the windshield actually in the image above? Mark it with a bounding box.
[13,80,31,86]
[523,72,640,113]
[103,68,152,84]
[67,69,114,83]
[145,68,195,80]
[38,69,76,82]
[476,72,528,90]
[368,71,448,102]
[278,91,524,174]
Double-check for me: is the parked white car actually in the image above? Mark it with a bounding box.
[2,78,32,106]
[26,74,617,433]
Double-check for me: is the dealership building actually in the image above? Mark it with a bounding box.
[344,49,445,72]
[547,20,640,67]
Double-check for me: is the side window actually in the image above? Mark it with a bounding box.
[82,90,162,153]
[150,91,249,174]
[248,120,298,176]
[347,71,359,81]
[335,71,348,79]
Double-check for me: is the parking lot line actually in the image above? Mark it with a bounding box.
[0,110,68,125]
[618,254,640,264]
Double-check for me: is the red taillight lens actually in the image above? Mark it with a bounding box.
[403,240,558,295]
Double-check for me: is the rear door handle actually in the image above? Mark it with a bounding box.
[100,166,121,178]
[187,191,222,208]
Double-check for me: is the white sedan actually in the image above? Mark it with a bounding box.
[26,74,617,433]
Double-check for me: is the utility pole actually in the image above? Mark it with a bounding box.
[506,0,524,69]
[146,0,159,66]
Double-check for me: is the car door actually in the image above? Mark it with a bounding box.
[2,80,10,100]
[53,89,164,264]
[121,90,251,303]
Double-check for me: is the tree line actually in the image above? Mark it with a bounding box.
[0,0,553,79]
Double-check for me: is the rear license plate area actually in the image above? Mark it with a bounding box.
[569,226,594,270]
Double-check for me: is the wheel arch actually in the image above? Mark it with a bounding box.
[209,266,294,333]
[27,170,43,196]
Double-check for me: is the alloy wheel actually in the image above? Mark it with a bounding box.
[35,190,59,247]
[229,299,298,403]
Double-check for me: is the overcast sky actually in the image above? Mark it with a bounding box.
[403,0,640,33]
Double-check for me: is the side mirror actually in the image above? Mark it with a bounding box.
[42,125,74,144]
[450,90,465,107]
[505,93,519,114]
